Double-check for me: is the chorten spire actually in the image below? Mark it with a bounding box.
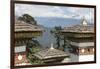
[50,43,54,50]
[81,16,88,26]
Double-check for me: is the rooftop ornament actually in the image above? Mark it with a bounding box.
[50,43,54,50]
[81,16,88,26]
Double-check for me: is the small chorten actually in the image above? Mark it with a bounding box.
[81,16,88,26]
[50,43,54,50]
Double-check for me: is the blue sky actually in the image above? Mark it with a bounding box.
[15,4,94,27]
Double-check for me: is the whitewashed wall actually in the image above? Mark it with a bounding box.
[79,55,94,62]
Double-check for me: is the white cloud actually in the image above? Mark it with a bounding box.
[15,4,94,21]
[15,4,77,18]
[64,7,94,20]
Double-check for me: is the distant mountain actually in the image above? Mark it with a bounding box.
[34,17,93,28]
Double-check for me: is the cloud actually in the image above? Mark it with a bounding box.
[15,4,94,22]
[15,4,71,18]
[63,7,94,20]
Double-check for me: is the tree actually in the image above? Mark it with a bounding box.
[18,14,37,25]
[27,39,41,53]
[27,40,43,64]
[51,26,62,49]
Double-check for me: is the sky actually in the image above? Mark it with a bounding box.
[15,4,94,19]
[15,4,94,27]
